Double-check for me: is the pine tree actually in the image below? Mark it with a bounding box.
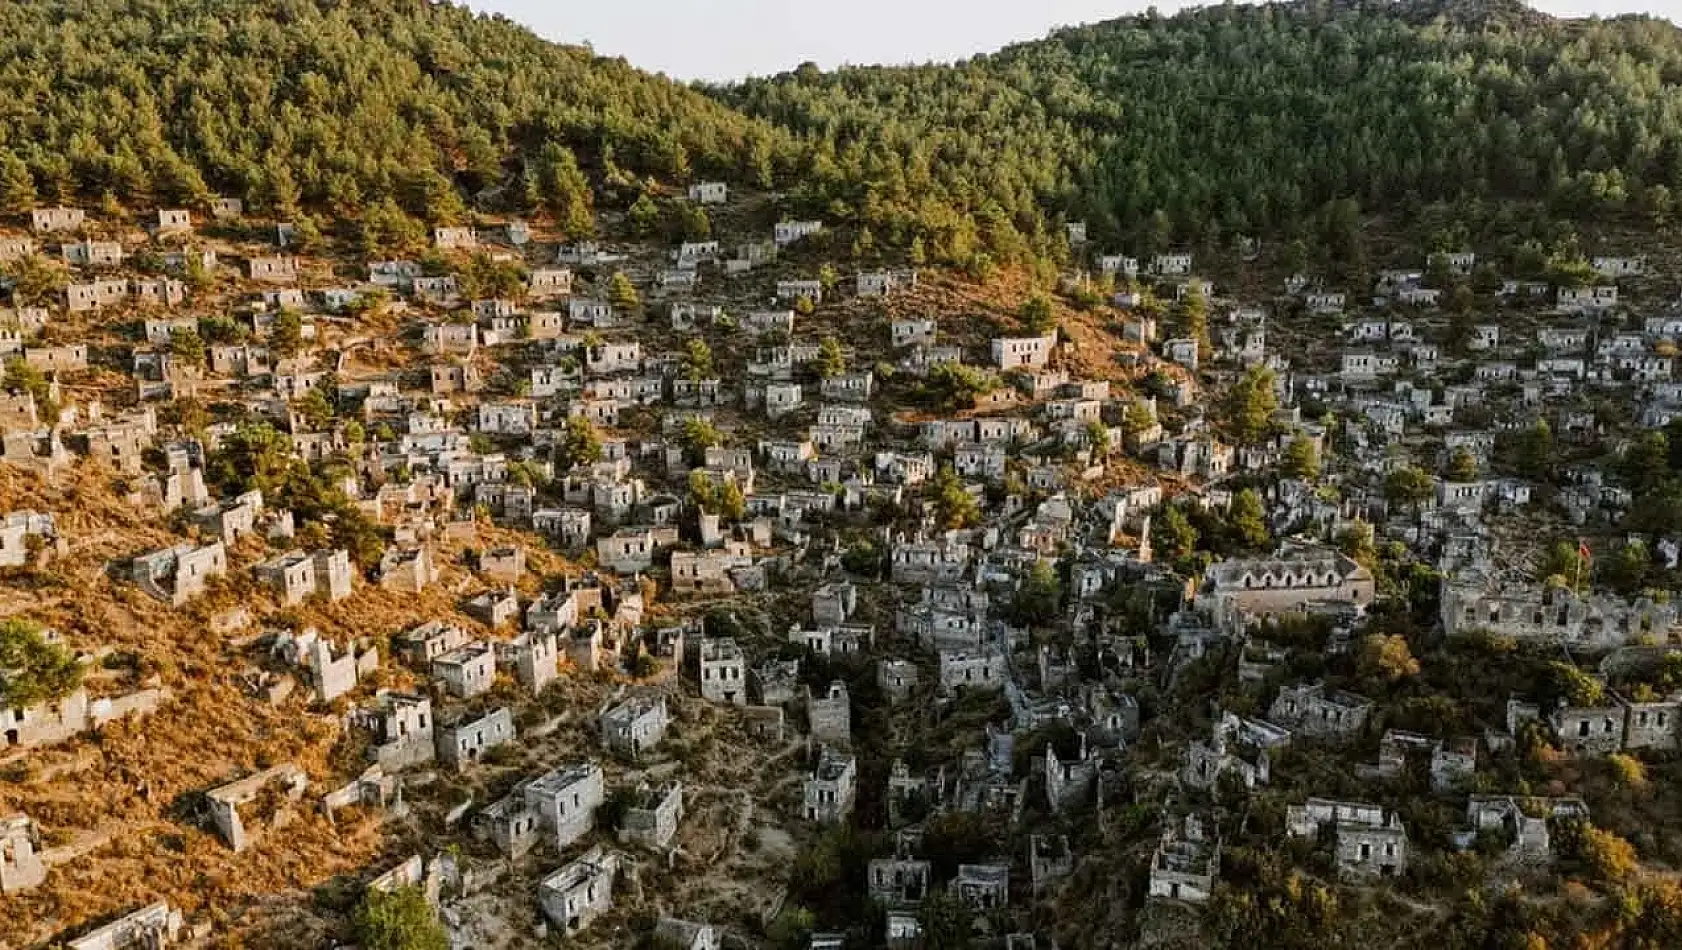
[608,271,640,311]
[0,151,36,216]
[535,143,594,237]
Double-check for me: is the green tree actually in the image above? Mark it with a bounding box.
[0,151,36,216]
[1359,633,1420,682]
[818,263,838,297]
[0,619,83,709]
[627,192,661,237]
[1153,505,1199,562]
[1511,420,1554,481]
[607,271,640,310]
[1086,420,1112,456]
[1384,465,1434,511]
[678,203,711,241]
[1120,399,1157,441]
[718,480,746,521]
[793,295,816,317]
[815,337,845,378]
[1020,293,1056,334]
[559,415,603,469]
[353,885,448,950]
[3,358,58,426]
[270,309,304,358]
[532,142,594,237]
[681,338,714,381]
[679,417,723,466]
[1445,446,1479,482]
[928,465,980,529]
[1230,488,1269,550]
[1178,281,1211,362]
[168,327,206,367]
[1282,436,1320,480]
[1006,559,1062,626]
[1223,366,1279,445]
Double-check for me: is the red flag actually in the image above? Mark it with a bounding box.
[1578,539,1592,562]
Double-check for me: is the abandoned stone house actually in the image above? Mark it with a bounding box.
[432,226,477,249]
[131,542,227,605]
[378,545,436,593]
[892,318,938,349]
[296,630,375,703]
[0,814,45,894]
[699,637,747,704]
[775,279,823,303]
[1044,740,1099,812]
[809,681,853,746]
[412,275,458,303]
[1182,712,1289,790]
[804,745,857,824]
[890,537,972,585]
[0,238,34,262]
[30,207,84,233]
[63,279,119,315]
[991,334,1056,370]
[821,371,874,403]
[688,181,728,204]
[539,845,620,936]
[1463,795,1588,863]
[438,706,515,769]
[206,764,309,852]
[21,344,87,380]
[953,864,1010,909]
[877,659,920,703]
[254,548,351,605]
[1152,252,1193,275]
[0,510,57,568]
[62,239,123,267]
[1440,576,1676,649]
[1268,683,1373,740]
[868,854,931,906]
[1,677,165,753]
[1592,255,1645,278]
[653,918,720,950]
[247,255,298,282]
[1149,815,1220,903]
[1287,798,1408,877]
[353,691,436,770]
[500,631,559,696]
[527,267,574,297]
[65,902,183,950]
[939,650,1007,693]
[856,268,917,297]
[774,220,823,245]
[433,641,496,699]
[619,781,684,849]
[1556,284,1619,313]
[396,620,472,665]
[600,693,669,758]
[477,761,605,857]
[812,581,858,627]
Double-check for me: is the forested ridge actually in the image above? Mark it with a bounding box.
[2,0,1682,266]
[720,0,1682,262]
[0,0,801,230]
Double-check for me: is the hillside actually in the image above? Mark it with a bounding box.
[0,0,799,230]
[718,0,1682,261]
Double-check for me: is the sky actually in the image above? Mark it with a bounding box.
[467,0,1681,81]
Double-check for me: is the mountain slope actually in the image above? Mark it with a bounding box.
[0,0,795,221]
[718,0,1682,260]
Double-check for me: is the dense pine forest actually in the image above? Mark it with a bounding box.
[720,0,1682,264]
[3,0,1682,271]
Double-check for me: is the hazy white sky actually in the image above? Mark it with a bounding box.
[467,0,1680,81]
